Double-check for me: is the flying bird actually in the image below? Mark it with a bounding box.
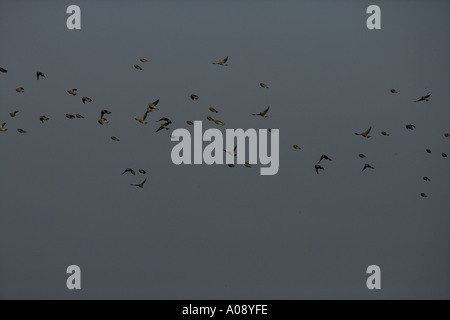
[0,123,7,132]
[66,114,76,119]
[445,133,449,138]
[138,169,146,174]
[156,123,170,132]
[315,164,324,174]
[39,116,50,123]
[135,110,150,124]
[260,83,269,88]
[293,145,301,150]
[358,154,366,158]
[131,178,147,188]
[423,177,431,182]
[0,67,7,73]
[36,71,46,80]
[362,164,374,172]
[157,117,171,123]
[206,116,214,122]
[405,124,416,130]
[420,193,427,198]
[9,111,19,117]
[228,164,235,168]
[213,56,228,66]
[122,168,136,175]
[101,109,112,118]
[390,89,398,93]
[75,114,84,119]
[381,131,390,136]
[209,107,219,113]
[244,162,252,168]
[186,121,194,125]
[319,155,332,163]
[224,146,237,157]
[134,64,143,70]
[214,120,225,126]
[111,136,120,142]
[442,153,448,158]
[98,118,108,125]
[16,87,24,93]
[67,89,77,96]
[147,99,160,112]
[355,126,372,138]
[82,97,92,104]
[190,94,199,100]
[140,58,149,62]
[414,93,432,102]
[252,106,270,118]
[17,129,27,133]
[426,149,432,154]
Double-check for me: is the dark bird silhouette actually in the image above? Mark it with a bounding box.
[362,164,374,172]
[252,106,270,118]
[138,169,146,174]
[354,126,372,138]
[414,93,432,102]
[390,89,398,93]
[260,83,269,88]
[156,123,170,132]
[315,164,324,174]
[82,97,92,104]
[190,94,199,100]
[0,67,7,73]
[212,56,228,66]
[147,99,160,112]
[66,114,75,119]
[101,109,112,119]
[319,155,332,163]
[134,64,143,70]
[135,110,150,124]
[0,123,7,132]
[111,136,120,142]
[209,107,219,113]
[16,87,25,93]
[9,111,19,118]
[293,145,301,150]
[36,71,46,80]
[406,124,416,130]
[40,116,50,123]
[17,129,27,133]
[122,168,136,175]
[131,178,147,188]
[98,118,108,125]
[67,89,77,96]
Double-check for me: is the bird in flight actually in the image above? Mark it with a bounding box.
[98,118,108,125]
[36,71,46,80]
[381,131,390,136]
[224,146,237,157]
[17,129,27,134]
[157,117,171,123]
[122,168,136,175]
[423,177,431,182]
[228,164,235,168]
[82,97,92,104]
[405,124,416,130]
[244,162,252,168]
[420,193,427,198]
[134,64,143,70]
[358,154,366,158]
[66,114,76,119]
[355,126,372,138]
[131,178,147,188]
[190,94,199,100]
[16,87,25,93]
[445,133,449,137]
[390,89,398,93]
[156,123,170,132]
[135,110,150,124]
[315,164,324,174]
[101,109,111,119]
[209,107,219,113]
[206,116,214,122]
[214,120,225,126]
[147,99,160,112]
[40,116,50,123]
[260,83,269,89]
[319,155,332,163]
[139,169,146,174]
[0,123,7,132]
[442,153,448,158]
[0,67,7,73]
[9,111,19,118]
[76,114,84,119]
[186,121,194,125]
[140,58,149,62]
[67,89,77,96]
[213,56,228,66]
[362,164,374,172]
[414,93,432,102]
[111,136,120,142]
[252,106,270,118]
[293,145,301,150]
[426,149,432,154]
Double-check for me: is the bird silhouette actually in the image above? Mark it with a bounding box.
[406,124,416,130]
[214,120,225,126]
[293,145,301,150]
[67,89,77,96]
[147,99,160,112]
[16,87,25,93]
[414,93,432,102]
[135,110,150,124]
[355,126,372,138]
[260,83,269,88]
[0,67,7,73]
[131,178,147,188]
[39,116,50,123]
[213,56,228,66]
[138,169,146,174]
[9,111,19,118]
[17,129,27,133]
[252,106,270,118]
[319,155,332,163]
[190,94,199,100]
[315,164,324,174]
[362,164,374,172]
[209,107,219,113]
[122,168,136,175]
[0,123,7,132]
[98,118,108,125]
[381,131,390,136]
[76,114,84,119]
[36,71,46,80]
[134,64,143,70]
[82,97,92,104]
[111,136,120,142]
[66,114,75,119]
[390,89,398,93]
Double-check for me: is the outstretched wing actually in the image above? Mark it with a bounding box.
[263,106,270,114]
[143,110,150,120]
[152,99,160,106]
[424,93,432,99]
[364,126,372,135]
[222,56,228,63]
[141,178,147,186]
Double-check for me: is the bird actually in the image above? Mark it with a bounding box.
[319,155,332,163]
[228,164,235,168]
[0,123,7,132]
[406,124,416,130]
[122,168,136,175]
[17,129,27,133]
[157,117,171,123]
[131,178,147,188]
[147,99,160,112]
[209,107,219,113]
[98,118,108,125]
[426,149,432,154]
[390,89,398,93]
[206,116,214,122]
[381,131,390,136]
[111,136,120,141]
[82,97,92,104]
[224,146,237,157]
[67,89,77,96]
[156,123,170,132]
[260,83,269,88]
[414,93,432,102]
[244,162,252,168]
[423,177,431,182]
[442,153,448,158]
[212,56,228,66]
[358,154,366,158]
[362,164,374,172]
[420,193,428,198]
[66,114,76,119]
[186,121,194,125]
[101,109,112,119]
[36,71,46,80]
[134,64,143,70]
[140,58,148,62]
[0,67,7,73]
[214,120,225,126]
[355,126,372,138]
[252,106,270,118]
[75,114,84,119]
[315,164,324,174]
[445,133,449,137]
[16,87,25,93]
[9,111,19,117]
[293,145,301,150]
[138,169,146,174]
[135,110,150,124]
[39,116,50,123]
[190,94,199,100]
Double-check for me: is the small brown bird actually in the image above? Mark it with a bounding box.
[122,168,136,175]
[293,145,301,150]
[381,131,390,136]
[442,153,448,158]
[134,64,143,70]
[131,178,147,188]
[157,117,171,123]
[228,164,235,168]
[140,58,148,62]
[111,136,120,141]
[9,111,19,117]
[190,94,199,100]
[147,99,160,112]
[244,162,252,168]
[319,155,332,163]
[17,129,27,133]
[39,116,49,123]
[67,89,78,96]
[420,193,427,198]
[156,123,170,132]
[82,97,92,104]
[414,93,432,102]
[206,116,214,122]
[0,123,8,132]
[390,89,398,93]
[406,124,416,130]
[260,83,269,88]
[214,120,225,126]
[423,177,431,182]
[359,154,366,158]
[0,67,7,73]
[75,114,84,119]
[252,106,270,118]
[445,133,449,138]
[98,118,108,125]
[315,164,324,174]
[66,114,76,119]
[209,107,219,113]
[36,71,46,80]
[138,169,146,174]
[213,56,228,66]
[426,149,432,154]
[16,87,25,93]
[101,109,112,119]
[135,110,150,124]
[362,164,374,172]
[355,126,372,138]
[186,121,194,125]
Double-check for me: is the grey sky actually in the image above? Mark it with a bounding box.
[0,0,449,299]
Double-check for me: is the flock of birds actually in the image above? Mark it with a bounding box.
[1,57,448,196]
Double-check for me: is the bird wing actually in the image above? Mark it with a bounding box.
[143,110,150,120]
[222,56,228,63]
[425,93,432,98]
[141,178,147,186]
[364,126,372,135]
[152,99,160,106]
[263,106,270,114]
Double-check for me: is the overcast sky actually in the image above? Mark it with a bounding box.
[0,0,449,299]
